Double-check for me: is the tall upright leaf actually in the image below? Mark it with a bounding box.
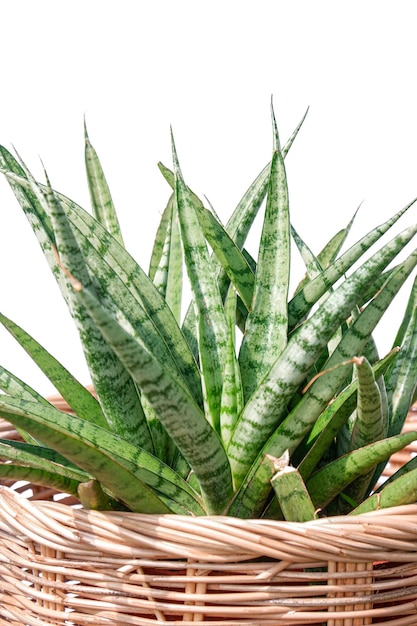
[84,121,125,246]
[149,194,183,322]
[239,116,290,400]
[172,133,239,433]
[220,287,244,445]
[180,109,309,355]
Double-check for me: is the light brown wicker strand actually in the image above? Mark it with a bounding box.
[353,562,374,626]
[328,561,374,626]
[119,563,168,622]
[183,565,197,623]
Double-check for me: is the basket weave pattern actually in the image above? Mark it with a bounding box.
[0,403,416,625]
[1,487,417,626]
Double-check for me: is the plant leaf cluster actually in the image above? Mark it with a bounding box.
[0,108,416,520]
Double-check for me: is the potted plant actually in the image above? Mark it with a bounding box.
[0,107,416,625]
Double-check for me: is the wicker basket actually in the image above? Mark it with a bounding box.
[0,402,417,625]
[1,487,417,625]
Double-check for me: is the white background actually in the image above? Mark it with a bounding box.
[1,1,416,396]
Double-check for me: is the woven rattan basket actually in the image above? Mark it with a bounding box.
[0,402,416,625]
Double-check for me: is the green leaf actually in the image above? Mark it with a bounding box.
[149,193,183,322]
[149,193,173,279]
[351,466,417,514]
[290,206,359,297]
[0,366,54,444]
[172,132,239,435]
[385,276,417,437]
[158,166,255,314]
[0,150,67,300]
[358,266,398,307]
[0,464,81,497]
[84,120,124,246]
[307,431,417,510]
[335,355,386,510]
[317,204,360,269]
[239,140,290,400]
[47,178,154,451]
[58,191,203,408]
[291,225,324,282]
[225,108,308,250]
[193,201,255,311]
[0,438,89,481]
[0,312,106,428]
[349,356,386,449]
[1,157,203,458]
[180,110,309,357]
[0,160,154,451]
[391,273,417,348]
[0,365,52,407]
[220,287,244,445]
[158,160,175,188]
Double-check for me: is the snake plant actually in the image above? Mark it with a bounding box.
[0,107,416,520]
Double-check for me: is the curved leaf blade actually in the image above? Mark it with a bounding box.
[307,431,417,510]
[351,466,417,514]
[149,193,183,322]
[0,312,106,428]
[0,438,90,496]
[0,396,203,514]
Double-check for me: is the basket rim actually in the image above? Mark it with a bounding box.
[2,484,417,564]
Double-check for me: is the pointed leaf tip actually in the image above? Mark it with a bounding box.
[270,97,281,152]
[170,128,183,180]
[40,160,52,187]
[84,116,90,143]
